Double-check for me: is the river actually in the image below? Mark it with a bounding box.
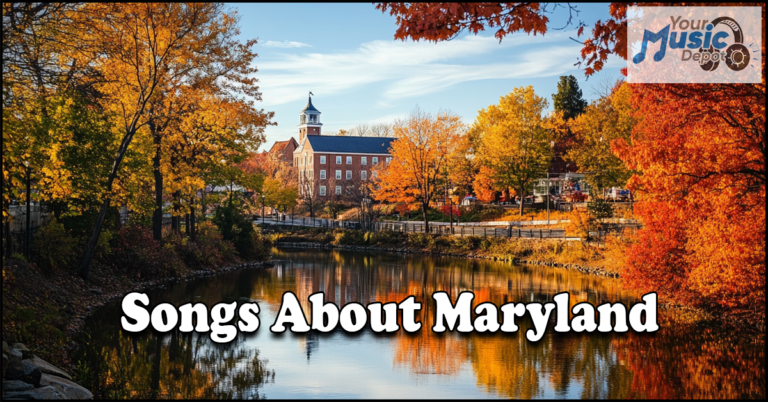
[76,247,765,399]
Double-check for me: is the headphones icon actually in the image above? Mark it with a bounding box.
[698,16,750,72]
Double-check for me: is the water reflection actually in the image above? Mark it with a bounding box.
[77,248,765,399]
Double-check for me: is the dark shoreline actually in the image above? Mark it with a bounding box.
[63,260,275,345]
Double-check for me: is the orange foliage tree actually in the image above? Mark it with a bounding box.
[372,108,464,231]
[614,82,765,324]
[378,2,766,324]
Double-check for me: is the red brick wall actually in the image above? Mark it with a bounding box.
[296,151,389,199]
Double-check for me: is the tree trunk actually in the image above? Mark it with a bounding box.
[190,207,196,242]
[152,122,163,241]
[78,128,137,279]
[185,213,190,236]
[5,219,11,258]
[78,90,151,278]
[519,186,524,216]
[172,191,181,234]
[78,199,111,278]
[422,203,430,233]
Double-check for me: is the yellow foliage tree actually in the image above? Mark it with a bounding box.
[372,108,464,231]
[67,3,268,278]
[567,83,635,195]
[473,86,560,215]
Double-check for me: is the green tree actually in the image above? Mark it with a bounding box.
[552,75,587,120]
[567,83,635,195]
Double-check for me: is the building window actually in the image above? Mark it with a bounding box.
[372,157,379,165]
[320,156,326,164]
[386,157,392,164]
[320,170,326,179]
[346,170,352,180]
[309,169,313,179]
[361,171,367,181]
[346,156,352,164]
[336,156,342,164]
[320,186,326,196]
[372,170,378,178]
[335,170,342,180]
[335,186,342,195]
[361,156,367,166]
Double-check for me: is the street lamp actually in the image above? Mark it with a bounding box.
[444,180,453,234]
[547,140,555,226]
[261,194,266,224]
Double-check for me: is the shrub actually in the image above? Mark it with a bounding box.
[374,230,406,245]
[109,224,185,279]
[408,233,432,248]
[450,236,478,251]
[478,237,493,251]
[566,209,595,240]
[212,204,269,260]
[33,219,77,272]
[588,198,614,220]
[170,222,237,268]
[332,229,363,245]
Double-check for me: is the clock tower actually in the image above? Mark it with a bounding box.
[298,94,322,142]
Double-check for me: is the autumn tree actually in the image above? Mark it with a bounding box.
[372,108,464,231]
[446,132,478,199]
[374,2,618,76]
[68,3,271,278]
[473,86,558,215]
[614,82,765,323]
[567,83,635,195]
[2,3,88,223]
[161,83,271,239]
[241,151,297,190]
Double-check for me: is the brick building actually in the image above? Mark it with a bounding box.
[292,96,395,200]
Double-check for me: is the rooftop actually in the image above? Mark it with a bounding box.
[304,135,396,154]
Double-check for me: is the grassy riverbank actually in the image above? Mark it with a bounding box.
[271,226,630,276]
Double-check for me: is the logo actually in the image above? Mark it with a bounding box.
[627,7,761,83]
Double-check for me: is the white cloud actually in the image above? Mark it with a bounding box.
[262,40,312,48]
[256,32,582,107]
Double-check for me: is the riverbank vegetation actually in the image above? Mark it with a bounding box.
[272,226,629,275]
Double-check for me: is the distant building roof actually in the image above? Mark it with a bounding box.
[304,135,396,154]
[269,138,297,154]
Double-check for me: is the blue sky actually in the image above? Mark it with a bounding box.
[232,3,624,150]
